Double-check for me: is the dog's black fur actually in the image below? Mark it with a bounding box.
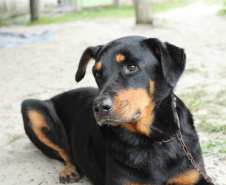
[21,36,211,185]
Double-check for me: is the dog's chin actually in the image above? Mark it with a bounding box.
[95,112,141,126]
[96,119,121,126]
[96,113,141,126]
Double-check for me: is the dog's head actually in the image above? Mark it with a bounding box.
[76,36,186,136]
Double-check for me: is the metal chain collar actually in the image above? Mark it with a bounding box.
[160,97,215,185]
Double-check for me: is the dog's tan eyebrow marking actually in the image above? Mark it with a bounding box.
[116,53,125,63]
[155,49,160,55]
[96,61,102,71]
[149,80,155,94]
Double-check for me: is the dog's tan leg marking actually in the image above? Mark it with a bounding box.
[28,110,80,183]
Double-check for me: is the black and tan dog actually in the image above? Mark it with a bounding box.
[21,36,212,185]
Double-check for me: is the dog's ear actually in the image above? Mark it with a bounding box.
[75,45,103,82]
[146,38,186,87]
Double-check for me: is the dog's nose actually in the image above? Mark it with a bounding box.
[94,97,113,115]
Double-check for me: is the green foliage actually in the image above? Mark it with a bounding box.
[217,9,226,15]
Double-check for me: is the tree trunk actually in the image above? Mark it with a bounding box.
[133,0,153,24]
[30,0,40,21]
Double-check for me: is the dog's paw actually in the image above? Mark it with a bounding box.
[59,163,81,184]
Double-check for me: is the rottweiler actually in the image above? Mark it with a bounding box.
[21,36,213,185]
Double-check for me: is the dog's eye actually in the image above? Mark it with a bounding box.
[127,65,138,72]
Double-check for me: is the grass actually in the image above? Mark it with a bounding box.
[153,0,193,12]
[0,0,193,26]
[8,134,25,143]
[180,88,226,111]
[198,118,226,134]
[215,89,226,106]
[213,0,226,15]
[180,89,207,111]
[179,87,226,136]
[201,139,226,159]
[184,68,200,74]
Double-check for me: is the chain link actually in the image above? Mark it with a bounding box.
[162,135,177,143]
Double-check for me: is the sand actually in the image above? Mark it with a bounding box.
[0,1,225,185]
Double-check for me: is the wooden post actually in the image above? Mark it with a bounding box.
[30,0,40,21]
[133,0,153,24]
[114,0,121,8]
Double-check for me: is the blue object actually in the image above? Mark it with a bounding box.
[57,3,69,8]
[0,30,54,48]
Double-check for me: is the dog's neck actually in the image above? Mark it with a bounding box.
[151,92,180,139]
[102,93,182,179]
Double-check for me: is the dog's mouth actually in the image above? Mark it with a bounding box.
[96,112,141,126]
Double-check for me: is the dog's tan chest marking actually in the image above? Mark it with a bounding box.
[167,169,200,185]
[124,169,199,185]
[124,182,152,185]
[116,53,125,63]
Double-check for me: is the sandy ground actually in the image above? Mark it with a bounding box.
[0,1,226,185]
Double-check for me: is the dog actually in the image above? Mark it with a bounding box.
[21,36,213,185]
